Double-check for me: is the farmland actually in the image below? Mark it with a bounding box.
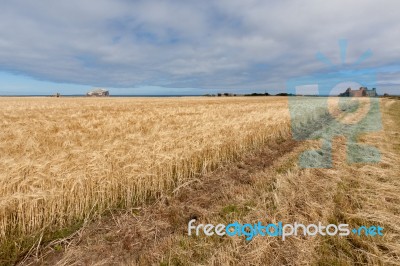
[0,97,294,261]
[0,97,399,265]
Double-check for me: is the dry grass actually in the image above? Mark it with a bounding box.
[0,96,295,263]
[2,97,398,265]
[22,98,399,266]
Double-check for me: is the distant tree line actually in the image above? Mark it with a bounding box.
[203,92,295,97]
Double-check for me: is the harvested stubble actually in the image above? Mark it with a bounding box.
[0,96,294,245]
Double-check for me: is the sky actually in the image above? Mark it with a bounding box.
[0,0,399,95]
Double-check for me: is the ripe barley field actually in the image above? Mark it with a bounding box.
[36,98,399,266]
[0,96,294,263]
[2,96,399,265]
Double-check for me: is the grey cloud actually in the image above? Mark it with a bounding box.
[0,0,399,93]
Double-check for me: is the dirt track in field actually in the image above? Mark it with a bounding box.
[23,99,400,266]
[30,138,300,265]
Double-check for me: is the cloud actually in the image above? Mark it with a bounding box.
[0,0,399,94]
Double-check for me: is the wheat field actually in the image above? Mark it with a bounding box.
[1,97,398,265]
[0,96,295,250]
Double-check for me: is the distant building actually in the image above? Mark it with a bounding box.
[339,87,377,97]
[86,88,109,97]
[217,93,235,97]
